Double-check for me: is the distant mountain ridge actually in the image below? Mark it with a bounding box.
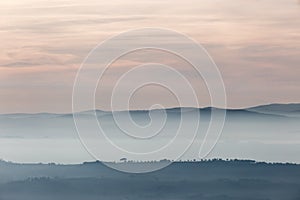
[1,103,300,119]
[0,104,299,164]
[247,103,300,117]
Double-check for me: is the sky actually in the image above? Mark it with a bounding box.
[0,0,300,113]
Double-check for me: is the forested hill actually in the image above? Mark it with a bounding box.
[0,160,300,200]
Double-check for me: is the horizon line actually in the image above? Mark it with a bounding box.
[1,158,299,166]
[0,102,299,115]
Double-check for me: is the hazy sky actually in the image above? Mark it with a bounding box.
[1,0,300,113]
